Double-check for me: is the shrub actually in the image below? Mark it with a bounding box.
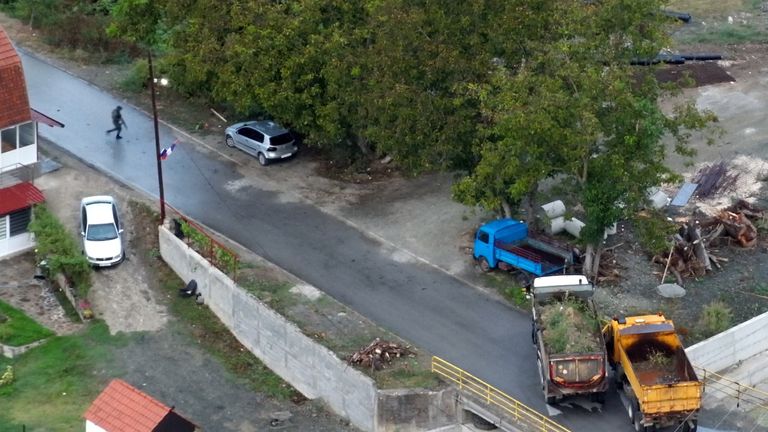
[119,59,149,93]
[28,205,92,298]
[699,301,733,338]
[633,210,677,255]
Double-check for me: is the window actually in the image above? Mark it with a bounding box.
[9,207,31,236]
[1,127,17,153]
[252,130,265,143]
[18,122,35,148]
[237,127,252,139]
[270,132,293,146]
[477,231,489,244]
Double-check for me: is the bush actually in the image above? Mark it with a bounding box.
[28,205,91,298]
[118,59,149,93]
[633,210,677,255]
[699,301,733,338]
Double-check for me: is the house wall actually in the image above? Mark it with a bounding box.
[85,420,107,432]
[0,217,34,258]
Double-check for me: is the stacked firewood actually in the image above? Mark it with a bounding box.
[714,200,763,248]
[348,338,413,371]
[652,200,764,285]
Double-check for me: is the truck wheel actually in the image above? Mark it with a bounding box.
[682,419,697,432]
[546,395,557,405]
[478,257,491,272]
[630,401,649,432]
[531,320,537,345]
[591,391,607,404]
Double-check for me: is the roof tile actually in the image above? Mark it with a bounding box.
[83,379,172,432]
[0,25,31,129]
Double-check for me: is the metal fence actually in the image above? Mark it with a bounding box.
[431,356,571,432]
[165,204,240,281]
[696,365,768,410]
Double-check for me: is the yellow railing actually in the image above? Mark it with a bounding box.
[431,356,571,432]
[695,365,768,411]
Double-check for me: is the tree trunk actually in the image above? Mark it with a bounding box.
[590,243,603,280]
[524,187,537,228]
[584,244,595,280]
[351,134,372,157]
[501,199,512,219]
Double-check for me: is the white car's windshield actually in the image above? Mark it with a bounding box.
[87,223,118,241]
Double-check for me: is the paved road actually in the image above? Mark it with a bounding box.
[22,50,628,431]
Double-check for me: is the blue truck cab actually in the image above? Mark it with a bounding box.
[473,219,572,276]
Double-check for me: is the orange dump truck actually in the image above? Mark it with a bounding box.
[604,314,702,432]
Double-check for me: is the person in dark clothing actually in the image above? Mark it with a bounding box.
[106,105,126,139]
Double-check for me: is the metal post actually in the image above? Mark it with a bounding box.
[147,50,166,222]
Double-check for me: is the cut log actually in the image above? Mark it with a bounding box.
[686,223,712,271]
[671,268,684,287]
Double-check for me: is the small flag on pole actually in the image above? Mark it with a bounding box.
[160,141,178,161]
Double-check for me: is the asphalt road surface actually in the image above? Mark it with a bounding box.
[22,49,631,432]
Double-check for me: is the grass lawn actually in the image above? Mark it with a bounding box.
[669,0,768,45]
[0,322,130,430]
[0,300,55,347]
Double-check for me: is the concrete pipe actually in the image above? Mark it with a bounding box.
[541,200,566,219]
[549,216,566,235]
[565,217,585,238]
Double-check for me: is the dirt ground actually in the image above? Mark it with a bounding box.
[3,10,767,340]
[1,8,768,427]
[0,145,359,431]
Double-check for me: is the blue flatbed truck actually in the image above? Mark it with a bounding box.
[473,219,573,276]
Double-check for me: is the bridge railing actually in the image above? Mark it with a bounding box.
[431,356,570,432]
[695,365,768,410]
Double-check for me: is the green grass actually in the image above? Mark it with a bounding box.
[0,300,55,347]
[157,265,297,400]
[240,277,297,314]
[0,322,130,430]
[670,0,768,45]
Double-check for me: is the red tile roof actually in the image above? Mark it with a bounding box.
[83,379,172,432]
[0,25,32,129]
[0,182,44,215]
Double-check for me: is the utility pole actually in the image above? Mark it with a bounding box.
[147,50,166,222]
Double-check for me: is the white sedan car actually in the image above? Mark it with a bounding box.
[80,195,124,267]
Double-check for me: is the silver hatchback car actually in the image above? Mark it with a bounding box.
[224,120,298,166]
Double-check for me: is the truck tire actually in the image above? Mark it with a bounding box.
[682,419,698,432]
[590,391,607,404]
[630,401,649,432]
[531,320,537,345]
[478,257,491,272]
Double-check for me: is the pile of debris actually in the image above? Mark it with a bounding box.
[652,200,764,285]
[348,338,413,371]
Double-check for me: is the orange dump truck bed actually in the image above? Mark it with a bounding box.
[605,314,701,431]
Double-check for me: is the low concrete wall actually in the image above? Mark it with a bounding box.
[159,226,462,431]
[159,226,377,431]
[686,310,768,373]
[376,387,458,431]
[1,339,47,358]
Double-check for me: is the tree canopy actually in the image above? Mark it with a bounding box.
[107,0,716,263]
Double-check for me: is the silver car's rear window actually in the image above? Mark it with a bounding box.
[270,132,293,146]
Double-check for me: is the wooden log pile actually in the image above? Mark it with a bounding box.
[347,338,413,371]
[651,201,763,285]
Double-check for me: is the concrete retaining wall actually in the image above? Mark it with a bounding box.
[686,310,768,373]
[376,387,458,431]
[159,226,378,430]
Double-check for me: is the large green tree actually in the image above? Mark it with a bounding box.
[453,0,716,277]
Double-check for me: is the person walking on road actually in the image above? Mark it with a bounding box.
[106,105,126,139]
